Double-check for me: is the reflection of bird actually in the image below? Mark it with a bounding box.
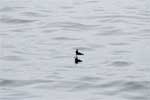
[76,49,84,55]
[74,56,82,64]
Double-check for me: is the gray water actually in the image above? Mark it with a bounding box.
[0,0,150,100]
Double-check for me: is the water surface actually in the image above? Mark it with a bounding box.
[0,0,150,100]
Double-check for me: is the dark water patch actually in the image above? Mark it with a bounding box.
[111,61,132,67]
[45,22,99,31]
[94,80,128,95]
[96,80,150,97]
[0,33,8,36]
[71,82,94,91]
[99,15,150,20]
[109,42,129,46]
[11,29,25,32]
[0,7,17,12]
[22,11,47,17]
[70,80,123,92]
[96,29,126,36]
[74,14,150,21]
[78,76,101,82]
[142,29,150,33]
[60,6,74,9]
[42,29,58,33]
[99,80,123,88]
[0,79,53,87]
[0,55,25,61]
[118,81,150,100]
[0,17,37,24]
[52,37,80,41]
[2,44,16,49]
[95,80,150,97]
[123,95,149,100]
[120,81,150,92]
[100,18,113,23]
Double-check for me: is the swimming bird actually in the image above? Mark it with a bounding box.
[76,49,84,55]
[74,56,82,64]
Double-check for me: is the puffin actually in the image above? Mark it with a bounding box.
[74,55,82,64]
[76,49,84,55]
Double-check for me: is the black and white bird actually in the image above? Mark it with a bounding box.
[76,49,84,55]
[74,55,82,64]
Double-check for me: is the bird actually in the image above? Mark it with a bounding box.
[76,49,84,55]
[74,55,82,64]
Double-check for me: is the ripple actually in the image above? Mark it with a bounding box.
[109,42,129,46]
[71,82,94,91]
[0,16,37,24]
[0,7,16,12]
[119,81,150,100]
[22,11,47,17]
[99,80,123,89]
[112,50,131,55]
[88,44,105,49]
[45,21,99,31]
[52,37,80,41]
[73,14,149,22]
[0,79,53,87]
[0,0,149,100]
[2,44,16,49]
[53,55,70,59]
[95,80,150,98]
[0,90,36,100]
[78,76,101,82]
[0,55,25,61]
[123,95,149,100]
[0,33,8,36]
[42,29,58,33]
[111,61,132,67]
[60,6,74,9]
[96,29,126,36]
[70,80,123,92]
[86,0,99,3]
[121,81,149,92]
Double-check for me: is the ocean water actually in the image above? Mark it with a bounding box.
[0,0,150,100]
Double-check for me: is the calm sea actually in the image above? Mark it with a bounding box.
[0,0,150,100]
